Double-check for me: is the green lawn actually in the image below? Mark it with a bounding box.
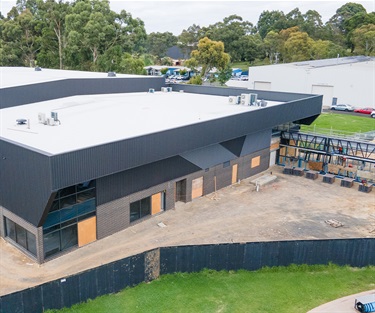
[301,112,375,133]
[48,264,375,313]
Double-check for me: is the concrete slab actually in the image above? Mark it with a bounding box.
[250,173,277,186]
[307,289,375,313]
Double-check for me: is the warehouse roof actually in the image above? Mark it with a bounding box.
[0,91,282,155]
[293,56,374,68]
[0,67,144,89]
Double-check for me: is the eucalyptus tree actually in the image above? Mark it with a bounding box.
[146,31,177,59]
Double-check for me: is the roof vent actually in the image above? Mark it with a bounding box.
[35,67,42,71]
[148,88,155,93]
[107,71,116,77]
[16,119,27,125]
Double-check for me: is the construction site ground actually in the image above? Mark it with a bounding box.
[1,165,374,300]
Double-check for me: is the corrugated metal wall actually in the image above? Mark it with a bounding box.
[0,140,52,225]
[96,156,200,205]
[0,77,165,108]
[50,95,320,190]
[1,81,322,227]
[171,84,320,102]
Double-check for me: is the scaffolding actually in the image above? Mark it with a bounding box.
[278,131,375,183]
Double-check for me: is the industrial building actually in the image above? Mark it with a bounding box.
[237,56,374,108]
[0,67,322,263]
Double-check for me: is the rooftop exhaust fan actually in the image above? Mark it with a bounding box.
[16,119,27,125]
[107,71,116,77]
[35,67,42,71]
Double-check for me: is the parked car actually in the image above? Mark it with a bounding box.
[330,104,354,111]
[354,107,375,114]
[371,110,375,118]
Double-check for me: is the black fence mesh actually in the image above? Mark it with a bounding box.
[1,238,374,313]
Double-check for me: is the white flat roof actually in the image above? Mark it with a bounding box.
[0,92,282,155]
[0,67,145,89]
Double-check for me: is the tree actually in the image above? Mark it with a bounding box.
[146,32,177,59]
[311,40,346,59]
[119,53,146,74]
[190,37,230,78]
[352,24,375,56]
[1,8,42,66]
[345,12,375,53]
[257,10,287,39]
[177,24,203,58]
[301,10,324,39]
[283,31,314,62]
[278,26,300,61]
[217,63,233,86]
[285,8,304,29]
[64,0,147,71]
[206,15,255,62]
[264,30,282,63]
[329,2,367,32]
[37,0,70,69]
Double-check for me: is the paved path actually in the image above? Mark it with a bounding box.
[307,289,375,313]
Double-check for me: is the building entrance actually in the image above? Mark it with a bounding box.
[175,179,187,202]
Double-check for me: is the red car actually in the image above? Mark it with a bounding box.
[354,107,375,114]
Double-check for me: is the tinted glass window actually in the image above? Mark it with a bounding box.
[5,218,16,242]
[27,232,37,256]
[130,201,140,223]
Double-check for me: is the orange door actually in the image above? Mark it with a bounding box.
[78,216,97,247]
[192,177,203,199]
[232,164,238,184]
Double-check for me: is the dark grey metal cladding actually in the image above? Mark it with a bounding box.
[174,84,321,102]
[220,136,246,157]
[0,139,52,226]
[0,77,165,109]
[50,95,322,190]
[240,130,272,156]
[96,156,200,205]
[180,144,237,169]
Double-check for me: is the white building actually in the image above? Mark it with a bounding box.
[239,56,374,109]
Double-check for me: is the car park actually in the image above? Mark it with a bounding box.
[353,107,375,114]
[330,104,354,111]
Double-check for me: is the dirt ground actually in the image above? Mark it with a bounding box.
[0,165,374,297]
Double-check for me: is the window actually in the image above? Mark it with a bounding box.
[5,217,37,256]
[43,180,96,258]
[130,196,151,223]
[251,156,261,168]
[223,161,230,168]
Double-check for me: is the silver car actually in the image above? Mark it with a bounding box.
[331,104,354,111]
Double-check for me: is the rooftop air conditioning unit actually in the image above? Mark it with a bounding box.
[51,111,58,121]
[161,87,168,92]
[241,93,250,105]
[228,96,240,105]
[47,117,57,126]
[166,87,172,92]
[260,99,267,107]
[250,93,258,106]
[38,112,46,124]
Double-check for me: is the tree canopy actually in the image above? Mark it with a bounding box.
[0,1,373,72]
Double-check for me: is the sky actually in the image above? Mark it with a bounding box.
[1,0,374,35]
